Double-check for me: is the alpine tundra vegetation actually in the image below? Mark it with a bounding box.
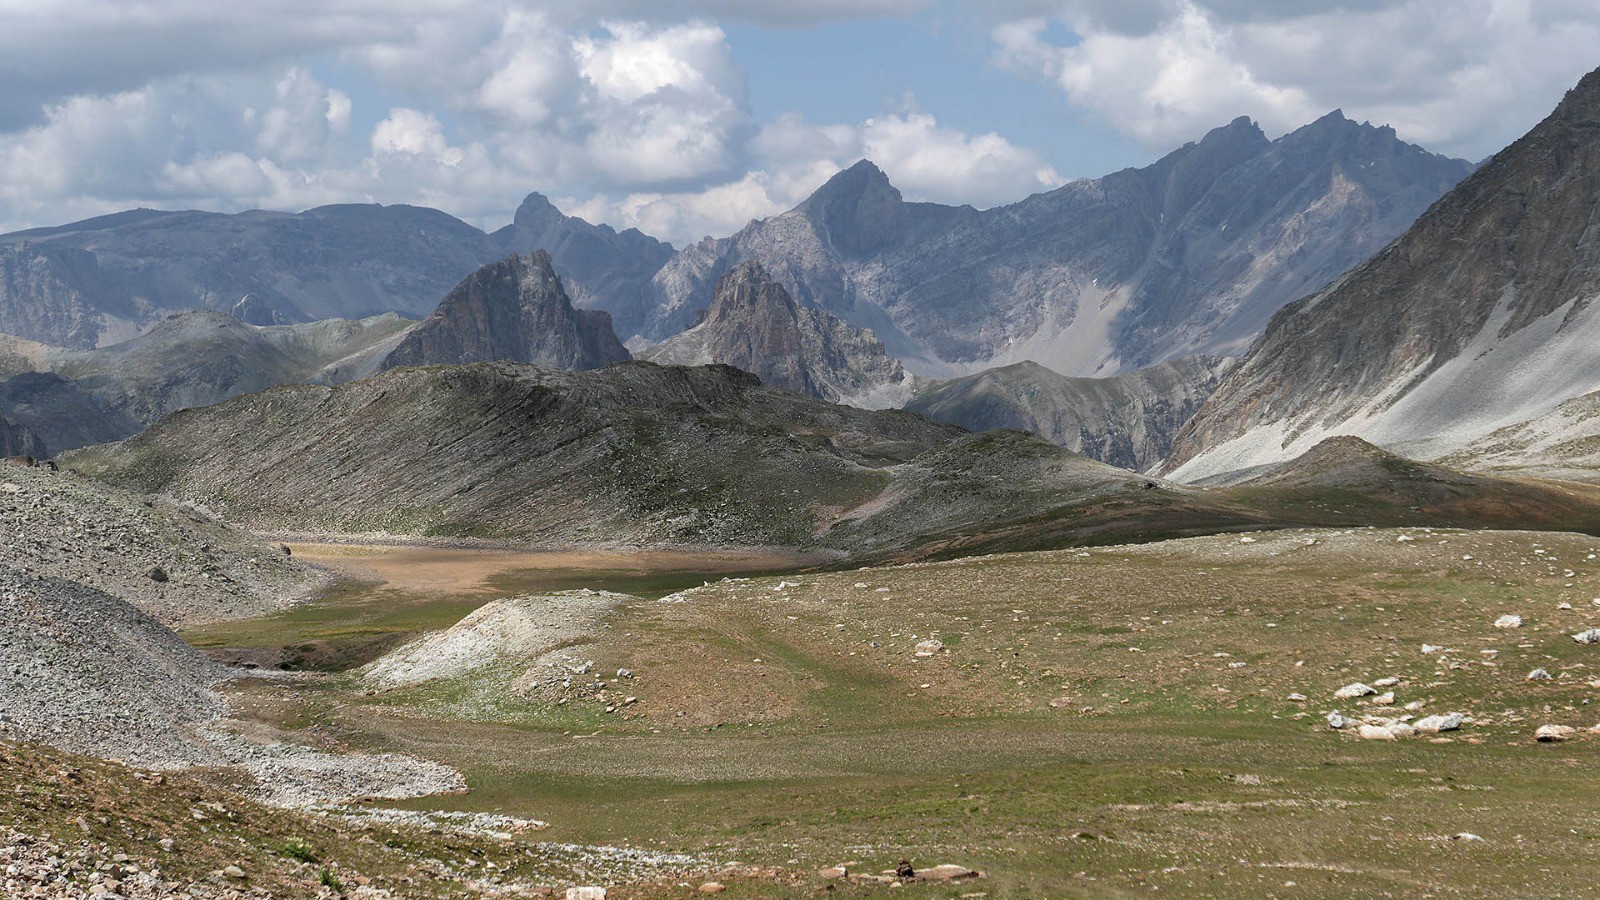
[3,5,1600,897]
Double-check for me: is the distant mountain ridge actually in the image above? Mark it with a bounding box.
[0,196,672,349]
[0,310,414,454]
[645,112,1473,376]
[1166,65,1600,482]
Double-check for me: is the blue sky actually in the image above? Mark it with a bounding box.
[0,1,1594,244]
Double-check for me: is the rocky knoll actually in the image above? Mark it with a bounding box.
[0,463,321,627]
[381,252,630,371]
[1167,66,1600,482]
[642,262,910,407]
[906,356,1234,471]
[0,196,672,349]
[0,310,414,454]
[63,361,965,550]
[646,114,1472,374]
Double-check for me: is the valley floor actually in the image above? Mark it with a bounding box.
[11,527,1600,897]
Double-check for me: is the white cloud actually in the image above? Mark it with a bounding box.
[566,108,1064,244]
[858,112,1064,206]
[993,0,1600,158]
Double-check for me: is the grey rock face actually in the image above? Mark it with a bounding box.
[642,262,910,407]
[0,197,673,349]
[905,356,1234,471]
[380,252,630,371]
[647,115,1472,375]
[1166,66,1600,481]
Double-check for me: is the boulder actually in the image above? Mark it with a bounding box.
[1535,724,1576,742]
[1414,713,1463,733]
[1334,682,1376,700]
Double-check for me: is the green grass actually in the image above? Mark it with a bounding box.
[190,528,1600,895]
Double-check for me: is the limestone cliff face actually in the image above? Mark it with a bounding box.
[381,252,630,372]
[647,118,1473,375]
[1167,66,1600,481]
[642,262,909,407]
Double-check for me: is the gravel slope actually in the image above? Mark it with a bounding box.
[0,463,324,627]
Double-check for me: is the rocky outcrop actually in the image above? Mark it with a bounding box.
[381,252,629,371]
[906,356,1234,471]
[0,197,673,349]
[642,262,910,407]
[646,117,1472,375]
[1166,66,1600,482]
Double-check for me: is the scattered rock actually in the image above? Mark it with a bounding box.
[818,866,848,879]
[1535,724,1576,742]
[1527,668,1553,681]
[1452,832,1483,842]
[1358,724,1398,741]
[1414,713,1463,733]
[1372,676,1400,687]
[1334,682,1376,700]
[1494,615,1523,629]
[145,566,168,583]
[1421,644,1444,654]
[914,639,944,658]
[221,865,245,879]
[1370,692,1396,706]
[1327,711,1350,729]
[566,888,607,900]
[1572,628,1600,645]
[918,865,980,882]
[1286,692,1307,702]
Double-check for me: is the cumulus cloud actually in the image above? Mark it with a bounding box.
[992,0,1600,158]
[567,108,1064,243]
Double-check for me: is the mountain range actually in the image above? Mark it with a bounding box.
[0,194,670,350]
[644,113,1472,376]
[1167,66,1600,482]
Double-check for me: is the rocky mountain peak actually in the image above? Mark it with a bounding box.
[511,192,563,229]
[643,261,909,407]
[795,159,909,257]
[380,252,630,372]
[1165,65,1600,482]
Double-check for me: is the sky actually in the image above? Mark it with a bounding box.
[0,0,1595,246]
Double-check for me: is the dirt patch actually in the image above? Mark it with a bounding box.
[290,543,815,595]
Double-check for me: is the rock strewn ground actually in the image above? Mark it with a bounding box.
[0,464,324,627]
